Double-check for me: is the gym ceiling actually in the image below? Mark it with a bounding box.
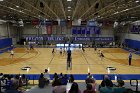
[0,0,140,22]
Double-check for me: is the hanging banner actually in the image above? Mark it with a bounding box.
[46,25,52,35]
[32,19,39,25]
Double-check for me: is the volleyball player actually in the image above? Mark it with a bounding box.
[29,43,34,50]
[26,47,30,53]
[63,48,66,56]
[10,50,14,58]
[82,47,85,52]
[52,48,55,56]
[100,52,104,60]
[60,48,62,56]
[94,46,97,51]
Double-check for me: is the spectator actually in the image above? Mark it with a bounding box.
[61,74,68,85]
[19,76,23,87]
[6,76,13,90]
[44,69,50,85]
[12,75,19,90]
[21,74,29,86]
[100,75,113,88]
[0,73,3,79]
[85,75,95,84]
[53,73,58,79]
[87,73,93,78]
[113,80,126,93]
[0,77,6,92]
[69,74,74,83]
[52,79,66,93]
[59,73,63,80]
[38,73,46,88]
[85,74,96,91]
[99,79,113,93]
[69,82,81,93]
[52,78,61,87]
[83,84,96,93]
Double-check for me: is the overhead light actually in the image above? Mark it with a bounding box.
[114,11,119,14]
[67,0,72,1]
[68,9,71,11]
[68,19,70,20]
[68,16,71,18]
[0,19,6,22]
[16,6,19,8]
[135,0,139,3]
[123,9,129,12]
[131,17,137,18]
[0,0,4,1]
[10,7,13,9]
[68,6,71,8]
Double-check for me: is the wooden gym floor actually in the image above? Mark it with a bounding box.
[0,48,140,75]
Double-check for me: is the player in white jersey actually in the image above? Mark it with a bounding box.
[10,50,14,58]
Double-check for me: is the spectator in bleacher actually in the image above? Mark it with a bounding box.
[53,73,59,79]
[85,74,96,91]
[52,78,66,93]
[12,75,19,90]
[83,84,96,93]
[6,76,13,90]
[38,73,46,88]
[86,73,95,84]
[69,74,74,83]
[59,73,63,80]
[87,73,92,78]
[21,74,29,86]
[0,77,6,92]
[61,74,68,85]
[19,76,23,87]
[44,69,50,85]
[0,73,3,79]
[100,75,113,88]
[69,82,81,93]
[52,77,62,87]
[99,79,113,93]
[113,80,126,93]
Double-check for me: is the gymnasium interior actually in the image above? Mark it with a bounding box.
[0,0,140,93]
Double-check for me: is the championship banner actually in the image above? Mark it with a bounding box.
[81,27,86,34]
[41,25,47,34]
[32,19,39,25]
[46,25,52,35]
[72,27,77,35]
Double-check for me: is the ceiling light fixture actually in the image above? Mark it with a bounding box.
[135,0,139,3]
[16,6,19,8]
[68,9,71,11]
[67,0,72,1]
[0,0,4,1]
[68,6,71,8]
[114,11,119,14]
[68,16,71,18]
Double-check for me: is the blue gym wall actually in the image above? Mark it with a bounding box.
[125,39,140,50]
[0,38,13,53]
